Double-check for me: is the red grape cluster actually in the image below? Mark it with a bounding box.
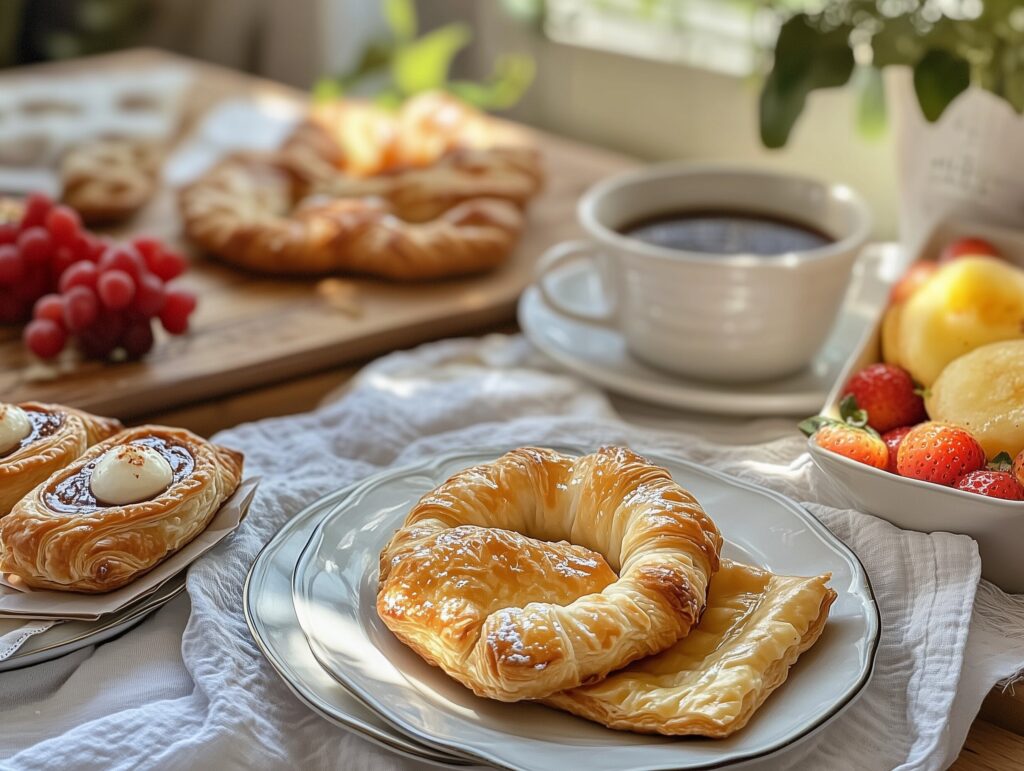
[0,193,197,361]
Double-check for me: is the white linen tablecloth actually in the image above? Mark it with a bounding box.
[2,334,1023,771]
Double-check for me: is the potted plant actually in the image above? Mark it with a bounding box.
[759,0,1024,247]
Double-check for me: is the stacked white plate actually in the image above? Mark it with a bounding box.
[0,572,187,672]
[246,447,881,770]
[0,478,256,672]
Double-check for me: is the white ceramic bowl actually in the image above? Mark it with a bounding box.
[807,441,1024,591]
[808,219,1024,592]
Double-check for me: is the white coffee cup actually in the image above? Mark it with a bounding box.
[535,164,873,383]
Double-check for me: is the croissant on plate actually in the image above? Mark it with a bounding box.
[377,446,723,702]
[376,446,838,740]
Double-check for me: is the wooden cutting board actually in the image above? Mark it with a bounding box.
[0,49,635,419]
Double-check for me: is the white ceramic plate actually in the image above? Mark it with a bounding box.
[517,245,897,416]
[0,572,187,672]
[291,448,880,771]
[243,487,470,767]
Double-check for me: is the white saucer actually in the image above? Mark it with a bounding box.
[518,245,898,416]
[291,447,879,771]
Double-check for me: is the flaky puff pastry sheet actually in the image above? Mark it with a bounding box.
[0,426,242,593]
[378,446,722,703]
[0,403,122,518]
[545,560,837,738]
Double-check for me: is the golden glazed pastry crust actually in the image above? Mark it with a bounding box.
[377,446,722,702]
[0,403,122,518]
[0,426,243,593]
[280,92,505,180]
[180,146,540,279]
[545,560,837,738]
[308,146,543,222]
[179,92,543,280]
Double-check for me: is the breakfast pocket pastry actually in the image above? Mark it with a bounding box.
[0,402,122,517]
[545,560,836,738]
[0,426,243,593]
[377,446,722,702]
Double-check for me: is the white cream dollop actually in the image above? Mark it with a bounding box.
[0,404,32,455]
[90,444,173,505]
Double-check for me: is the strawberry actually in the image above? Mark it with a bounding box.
[889,262,937,305]
[881,426,914,474]
[1014,449,1024,488]
[896,421,987,485]
[801,419,888,470]
[955,470,1024,501]
[841,363,926,434]
[939,237,1000,264]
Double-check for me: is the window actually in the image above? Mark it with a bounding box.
[543,0,814,76]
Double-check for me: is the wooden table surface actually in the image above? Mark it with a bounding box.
[0,49,631,419]
[2,49,1023,770]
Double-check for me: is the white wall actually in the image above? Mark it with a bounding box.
[141,0,388,90]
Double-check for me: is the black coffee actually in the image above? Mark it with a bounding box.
[620,209,833,256]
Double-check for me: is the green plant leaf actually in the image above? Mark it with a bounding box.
[448,54,535,109]
[311,77,344,103]
[759,86,801,150]
[638,0,660,18]
[759,15,855,148]
[855,66,887,140]
[1005,77,1024,114]
[446,82,489,108]
[755,2,1024,146]
[348,40,396,80]
[321,41,396,99]
[373,89,404,110]
[391,23,472,96]
[913,48,970,122]
[383,0,417,42]
[999,43,1024,113]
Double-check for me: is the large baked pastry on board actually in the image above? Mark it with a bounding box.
[180,92,543,280]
